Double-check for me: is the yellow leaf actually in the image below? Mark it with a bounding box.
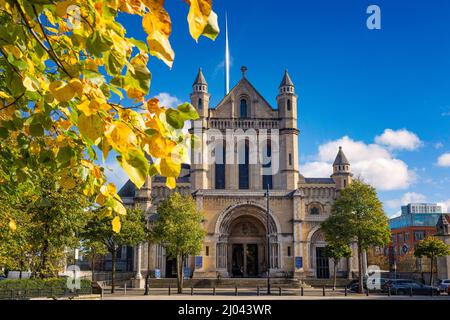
[186,0,212,41]
[166,176,176,189]
[23,77,38,92]
[60,176,76,190]
[145,134,175,158]
[78,113,104,143]
[160,157,181,177]
[49,80,76,102]
[112,216,121,233]
[146,32,174,68]
[112,198,127,215]
[142,7,174,67]
[8,219,17,232]
[68,79,83,97]
[101,183,117,196]
[105,122,137,152]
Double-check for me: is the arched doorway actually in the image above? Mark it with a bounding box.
[309,228,330,279]
[215,203,280,278]
[229,216,265,277]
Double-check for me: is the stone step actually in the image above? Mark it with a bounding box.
[144,278,309,288]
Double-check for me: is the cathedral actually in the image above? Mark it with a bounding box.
[118,67,360,285]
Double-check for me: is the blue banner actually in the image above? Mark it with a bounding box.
[295,256,303,269]
[195,256,203,269]
[154,269,161,279]
[183,267,190,278]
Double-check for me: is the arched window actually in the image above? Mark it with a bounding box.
[198,98,203,109]
[309,207,320,215]
[262,140,273,189]
[215,144,225,189]
[287,99,291,111]
[238,140,249,189]
[240,99,248,118]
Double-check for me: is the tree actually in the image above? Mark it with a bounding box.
[0,164,92,278]
[151,193,205,293]
[414,236,450,285]
[80,238,108,283]
[0,0,219,232]
[321,180,391,293]
[83,207,148,293]
[324,242,352,291]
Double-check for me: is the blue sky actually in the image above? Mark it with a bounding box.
[106,0,450,216]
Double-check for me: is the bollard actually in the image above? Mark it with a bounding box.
[124,283,127,296]
[10,289,14,300]
[430,287,433,297]
[301,287,304,296]
[409,287,413,297]
[213,287,215,296]
[101,287,104,299]
[322,286,325,296]
[279,287,282,296]
[344,286,347,296]
[388,287,391,296]
[235,286,238,296]
[257,286,260,296]
[366,288,369,296]
[168,285,171,296]
[191,286,194,296]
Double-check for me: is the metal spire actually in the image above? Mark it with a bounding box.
[225,12,230,95]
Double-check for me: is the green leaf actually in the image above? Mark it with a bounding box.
[178,103,199,120]
[202,11,220,40]
[57,146,75,164]
[129,38,148,52]
[86,30,113,57]
[124,63,151,98]
[105,49,126,76]
[165,109,184,129]
[118,149,149,189]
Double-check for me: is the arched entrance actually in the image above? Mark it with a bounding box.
[229,216,265,277]
[215,203,280,277]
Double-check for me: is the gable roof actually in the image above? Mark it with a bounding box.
[214,77,276,112]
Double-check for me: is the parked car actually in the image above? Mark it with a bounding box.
[390,281,440,296]
[438,279,450,292]
[348,278,390,292]
[382,279,416,292]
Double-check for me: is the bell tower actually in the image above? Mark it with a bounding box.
[331,146,353,190]
[277,70,299,189]
[190,68,210,191]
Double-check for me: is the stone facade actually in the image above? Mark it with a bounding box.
[119,68,359,286]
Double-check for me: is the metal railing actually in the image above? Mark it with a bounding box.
[0,287,93,300]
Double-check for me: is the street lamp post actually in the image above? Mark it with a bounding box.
[265,185,271,295]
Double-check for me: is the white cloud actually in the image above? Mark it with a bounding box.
[154,92,182,109]
[437,153,450,167]
[437,200,450,212]
[385,192,427,209]
[434,142,444,149]
[374,129,422,151]
[441,111,450,117]
[301,135,416,191]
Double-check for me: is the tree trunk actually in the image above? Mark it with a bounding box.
[429,255,434,286]
[144,243,151,295]
[111,249,116,294]
[177,254,183,294]
[357,243,364,294]
[333,259,338,291]
[91,253,96,283]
